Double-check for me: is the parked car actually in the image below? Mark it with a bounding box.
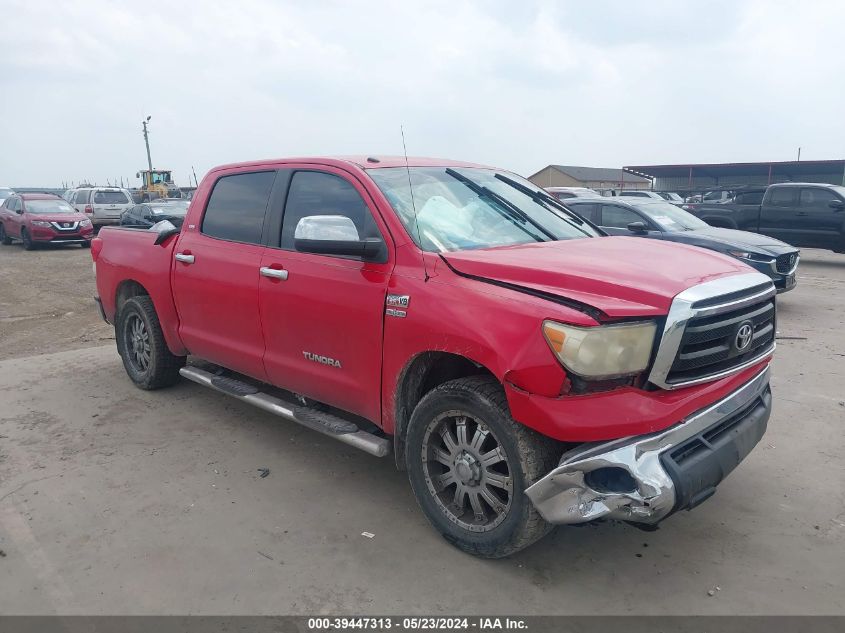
[93,156,775,557]
[0,193,93,249]
[684,182,845,253]
[619,190,659,199]
[120,201,190,229]
[67,187,135,227]
[565,197,799,293]
[656,192,684,203]
[545,186,601,200]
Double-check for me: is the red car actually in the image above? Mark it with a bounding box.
[0,193,94,250]
[92,157,774,557]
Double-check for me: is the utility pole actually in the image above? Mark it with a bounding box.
[797,147,801,162]
[142,116,154,174]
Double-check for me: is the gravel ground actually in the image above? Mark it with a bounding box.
[0,243,843,614]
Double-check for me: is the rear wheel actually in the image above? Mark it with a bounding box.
[21,228,35,250]
[405,376,560,558]
[116,296,185,390]
[0,224,11,245]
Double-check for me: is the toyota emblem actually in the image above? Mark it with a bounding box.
[734,321,754,351]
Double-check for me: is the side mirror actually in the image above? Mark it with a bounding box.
[828,199,844,210]
[293,215,385,261]
[627,221,648,233]
[15,208,23,215]
[151,219,180,244]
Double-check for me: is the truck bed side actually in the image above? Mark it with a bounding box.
[94,226,187,356]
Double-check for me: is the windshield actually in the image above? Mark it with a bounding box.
[629,201,708,231]
[658,192,683,201]
[94,190,129,204]
[369,167,599,252]
[25,199,76,214]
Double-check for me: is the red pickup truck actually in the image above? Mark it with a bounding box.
[92,157,775,557]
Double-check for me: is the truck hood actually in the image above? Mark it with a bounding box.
[681,227,797,254]
[441,237,751,318]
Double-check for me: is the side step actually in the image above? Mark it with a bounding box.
[179,366,391,458]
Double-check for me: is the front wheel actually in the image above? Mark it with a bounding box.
[405,376,560,558]
[115,296,186,389]
[21,228,35,250]
[0,224,11,245]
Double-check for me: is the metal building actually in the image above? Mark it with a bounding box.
[528,165,651,194]
[624,159,845,197]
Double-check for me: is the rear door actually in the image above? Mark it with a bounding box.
[3,197,23,237]
[795,187,843,248]
[759,187,798,242]
[172,169,278,380]
[258,167,393,423]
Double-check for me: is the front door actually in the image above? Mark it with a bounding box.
[259,168,393,423]
[172,169,278,380]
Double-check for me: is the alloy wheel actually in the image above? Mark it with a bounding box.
[421,410,513,533]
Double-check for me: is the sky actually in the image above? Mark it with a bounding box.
[1,0,843,187]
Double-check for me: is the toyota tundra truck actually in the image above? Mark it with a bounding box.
[92,156,776,557]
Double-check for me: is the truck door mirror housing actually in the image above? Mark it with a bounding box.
[627,221,648,233]
[828,199,844,210]
[294,215,385,261]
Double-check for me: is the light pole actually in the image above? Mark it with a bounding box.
[142,116,153,175]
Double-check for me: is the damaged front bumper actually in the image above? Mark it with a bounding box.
[526,365,771,525]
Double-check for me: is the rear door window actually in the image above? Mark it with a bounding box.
[76,190,90,204]
[768,188,797,207]
[279,171,382,251]
[94,190,130,204]
[201,171,276,244]
[568,202,598,223]
[735,190,764,205]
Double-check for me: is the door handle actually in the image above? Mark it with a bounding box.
[260,267,288,280]
[175,252,195,264]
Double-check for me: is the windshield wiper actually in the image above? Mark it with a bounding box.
[445,168,557,241]
[493,173,593,234]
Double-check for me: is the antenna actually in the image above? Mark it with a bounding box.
[401,125,429,281]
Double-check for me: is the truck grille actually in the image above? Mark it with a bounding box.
[666,295,775,385]
[775,252,798,274]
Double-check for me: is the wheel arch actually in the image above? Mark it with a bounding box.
[392,351,497,470]
[113,278,188,356]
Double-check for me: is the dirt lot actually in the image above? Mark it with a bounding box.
[0,243,843,615]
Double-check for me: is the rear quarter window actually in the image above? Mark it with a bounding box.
[201,171,276,244]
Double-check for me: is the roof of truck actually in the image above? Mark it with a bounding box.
[208,156,492,174]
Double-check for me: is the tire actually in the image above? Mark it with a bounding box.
[405,375,560,558]
[0,224,11,245]
[80,241,91,248]
[21,228,35,251]
[115,296,186,390]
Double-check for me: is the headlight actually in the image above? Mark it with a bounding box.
[727,249,773,263]
[31,220,51,227]
[80,219,92,227]
[542,320,657,379]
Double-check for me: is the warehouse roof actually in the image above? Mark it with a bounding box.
[530,165,651,183]
[624,159,845,181]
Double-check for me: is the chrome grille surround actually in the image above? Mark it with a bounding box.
[648,272,776,390]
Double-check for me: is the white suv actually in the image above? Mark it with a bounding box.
[68,187,134,227]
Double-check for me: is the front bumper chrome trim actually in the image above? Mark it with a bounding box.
[525,365,770,525]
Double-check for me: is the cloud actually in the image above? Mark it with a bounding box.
[0,0,842,186]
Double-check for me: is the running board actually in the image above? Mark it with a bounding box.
[179,366,391,458]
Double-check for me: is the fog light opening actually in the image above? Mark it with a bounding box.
[584,467,638,494]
